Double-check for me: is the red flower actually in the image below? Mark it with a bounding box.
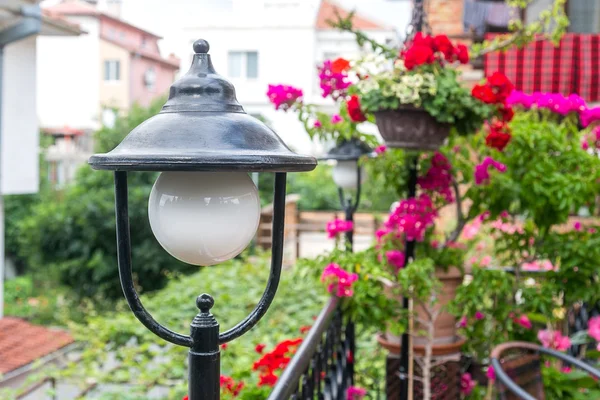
[433,35,454,60]
[485,131,511,151]
[499,106,514,122]
[412,32,434,48]
[183,397,188,400]
[347,95,367,122]
[485,121,512,151]
[255,343,266,353]
[299,325,312,334]
[472,84,498,104]
[487,71,514,102]
[258,372,278,387]
[404,45,435,70]
[220,343,228,350]
[331,57,351,73]
[455,44,469,64]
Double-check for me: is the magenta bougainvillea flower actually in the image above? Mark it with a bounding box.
[588,316,600,344]
[385,194,437,242]
[538,329,571,351]
[313,120,322,128]
[514,314,532,329]
[374,145,387,155]
[458,315,468,328]
[266,84,303,111]
[330,114,343,124]
[321,263,358,297]
[474,157,507,185]
[318,60,352,100]
[581,106,600,127]
[418,152,454,203]
[385,250,405,271]
[346,386,367,400]
[460,373,476,395]
[475,311,485,320]
[487,366,496,381]
[326,219,353,239]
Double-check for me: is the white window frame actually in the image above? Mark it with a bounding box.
[227,51,259,79]
[104,60,120,82]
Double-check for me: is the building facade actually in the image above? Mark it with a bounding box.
[38,0,179,186]
[182,0,405,154]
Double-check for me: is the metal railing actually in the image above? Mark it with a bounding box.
[268,296,355,400]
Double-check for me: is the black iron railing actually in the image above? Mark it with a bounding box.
[268,297,355,400]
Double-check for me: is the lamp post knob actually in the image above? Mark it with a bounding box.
[193,39,210,54]
[196,293,215,313]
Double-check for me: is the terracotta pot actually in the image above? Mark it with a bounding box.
[374,107,451,151]
[383,267,464,344]
[376,332,466,357]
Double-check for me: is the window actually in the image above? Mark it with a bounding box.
[141,36,147,48]
[144,67,156,91]
[227,51,259,78]
[104,60,120,81]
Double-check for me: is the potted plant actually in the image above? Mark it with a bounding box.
[349,32,493,150]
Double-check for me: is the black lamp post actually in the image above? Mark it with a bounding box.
[321,138,372,251]
[89,39,317,400]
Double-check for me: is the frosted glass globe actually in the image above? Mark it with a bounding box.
[332,160,366,190]
[148,171,261,266]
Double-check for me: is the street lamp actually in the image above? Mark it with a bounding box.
[89,39,317,400]
[321,138,372,251]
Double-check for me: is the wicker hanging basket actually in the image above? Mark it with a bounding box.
[374,106,451,151]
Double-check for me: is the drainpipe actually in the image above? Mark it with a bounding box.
[0,3,41,319]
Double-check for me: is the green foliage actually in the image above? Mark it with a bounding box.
[15,98,198,300]
[0,256,330,399]
[542,364,600,399]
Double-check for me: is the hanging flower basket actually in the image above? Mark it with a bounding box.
[374,106,451,151]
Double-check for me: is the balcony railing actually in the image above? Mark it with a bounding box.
[268,297,355,400]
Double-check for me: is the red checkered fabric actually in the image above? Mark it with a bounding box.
[484,34,600,102]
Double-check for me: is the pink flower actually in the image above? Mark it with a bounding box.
[375,145,387,155]
[461,218,482,240]
[561,366,572,373]
[318,60,352,100]
[326,219,353,239]
[460,373,476,395]
[321,263,358,297]
[538,329,571,351]
[385,194,437,242]
[475,311,485,320]
[417,152,453,203]
[514,314,532,329]
[588,316,600,341]
[331,114,343,124]
[574,221,582,231]
[480,255,492,267]
[487,366,496,381]
[581,106,600,127]
[386,250,405,271]
[459,316,468,328]
[474,157,507,185]
[267,84,303,111]
[346,386,367,400]
[375,228,389,242]
[522,260,556,272]
[313,120,322,128]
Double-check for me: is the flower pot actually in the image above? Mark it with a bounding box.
[374,107,451,151]
[376,332,466,357]
[382,267,464,345]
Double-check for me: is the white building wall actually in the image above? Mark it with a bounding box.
[2,36,39,195]
[181,0,398,153]
[36,16,100,131]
